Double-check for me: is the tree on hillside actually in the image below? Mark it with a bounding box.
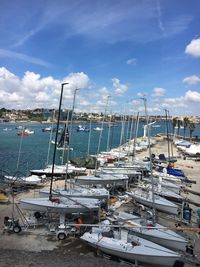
[172,117,178,135]
[189,122,196,141]
[177,119,182,136]
[183,117,190,138]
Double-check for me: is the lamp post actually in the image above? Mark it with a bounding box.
[49,82,69,199]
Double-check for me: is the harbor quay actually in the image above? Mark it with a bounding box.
[0,136,200,267]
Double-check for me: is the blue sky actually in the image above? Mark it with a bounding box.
[0,0,200,115]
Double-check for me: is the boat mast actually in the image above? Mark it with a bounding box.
[46,110,55,166]
[87,118,92,155]
[49,82,69,199]
[164,109,171,162]
[65,88,79,190]
[142,97,156,225]
[106,111,112,152]
[95,95,110,172]
[132,112,139,161]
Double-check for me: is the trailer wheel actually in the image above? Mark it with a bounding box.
[13,225,22,233]
[34,212,42,219]
[57,232,67,240]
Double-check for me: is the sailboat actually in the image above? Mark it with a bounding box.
[73,173,129,187]
[39,187,110,200]
[19,196,100,214]
[126,189,179,215]
[137,182,183,203]
[81,231,180,266]
[110,211,188,251]
[51,124,73,151]
[19,84,100,216]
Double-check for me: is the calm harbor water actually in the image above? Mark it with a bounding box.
[0,121,199,176]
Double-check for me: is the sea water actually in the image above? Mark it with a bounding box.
[0,121,199,176]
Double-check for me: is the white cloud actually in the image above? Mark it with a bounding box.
[161,97,186,108]
[63,72,90,90]
[0,90,24,104]
[137,92,146,97]
[35,92,50,102]
[184,90,200,102]
[99,86,110,95]
[182,75,200,85]
[112,78,128,96]
[152,87,166,96]
[156,90,200,114]
[185,38,200,57]
[0,49,52,67]
[126,58,137,65]
[0,67,91,109]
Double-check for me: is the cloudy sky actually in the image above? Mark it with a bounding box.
[0,0,200,115]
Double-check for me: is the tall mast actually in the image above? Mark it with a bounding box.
[142,97,156,225]
[49,82,68,199]
[165,109,171,162]
[65,88,79,190]
[95,95,110,173]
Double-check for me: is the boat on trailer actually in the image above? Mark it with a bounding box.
[81,231,180,266]
[110,211,187,251]
[39,187,109,200]
[19,196,100,214]
[126,189,179,215]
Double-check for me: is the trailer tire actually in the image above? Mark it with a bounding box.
[13,225,22,233]
[34,212,42,219]
[57,232,67,240]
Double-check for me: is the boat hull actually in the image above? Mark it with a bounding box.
[19,197,99,214]
[81,233,180,266]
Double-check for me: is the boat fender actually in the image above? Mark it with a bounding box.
[147,223,154,229]
[163,168,167,174]
[51,197,60,204]
[34,212,42,219]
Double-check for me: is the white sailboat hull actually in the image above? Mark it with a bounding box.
[74,175,128,186]
[39,188,109,200]
[81,233,180,266]
[114,212,187,251]
[19,197,100,214]
[127,190,179,215]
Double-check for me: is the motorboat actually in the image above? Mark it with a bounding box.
[93,127,103,131]
[17,128,34,136]
[76,125,89,132]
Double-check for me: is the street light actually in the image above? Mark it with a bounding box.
[49,82,69,199]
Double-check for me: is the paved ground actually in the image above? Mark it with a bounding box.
[0,137,199,267]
